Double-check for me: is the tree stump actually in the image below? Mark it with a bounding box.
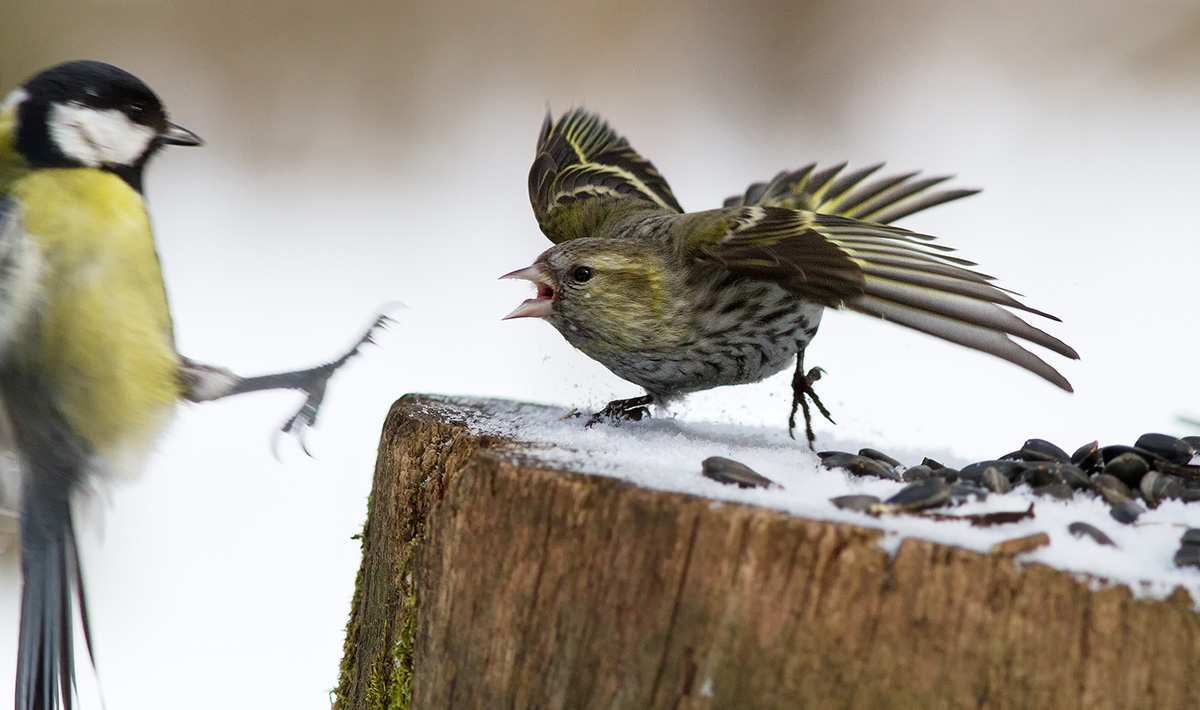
[333,394,1200,710]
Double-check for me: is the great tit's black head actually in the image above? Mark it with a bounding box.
[2,60,202,192]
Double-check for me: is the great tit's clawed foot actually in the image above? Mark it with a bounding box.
[585,394,655,428]
[263,313,394,455]
[181,312,393,457]
[788,346,835,447]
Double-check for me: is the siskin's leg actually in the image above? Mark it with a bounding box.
[788,343,834,446]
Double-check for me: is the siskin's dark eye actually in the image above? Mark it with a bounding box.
[571,266,594,283]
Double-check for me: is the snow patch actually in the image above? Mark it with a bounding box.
[454,397,1200,604]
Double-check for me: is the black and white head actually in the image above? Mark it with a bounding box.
[2,60,201,192]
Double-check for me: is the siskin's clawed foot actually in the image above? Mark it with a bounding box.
[788,346,835,447]
[585,395,655,428]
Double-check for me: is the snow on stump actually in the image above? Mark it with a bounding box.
[333,394,1200,710]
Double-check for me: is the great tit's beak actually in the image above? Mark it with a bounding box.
[160,122,203,147]
[500,264,556,320]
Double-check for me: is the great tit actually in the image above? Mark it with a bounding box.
[0,60,385,710]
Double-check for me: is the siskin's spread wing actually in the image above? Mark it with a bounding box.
[530,109,683,244]
[687,206,1079,391]
[723,162,979,225]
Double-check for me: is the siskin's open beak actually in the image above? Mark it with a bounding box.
[500,263,556,320]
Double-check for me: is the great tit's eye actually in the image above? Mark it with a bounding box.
[571,266,594,283]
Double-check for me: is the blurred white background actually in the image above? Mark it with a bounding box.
[2,1,1199,708]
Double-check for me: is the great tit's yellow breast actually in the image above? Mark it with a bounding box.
[10,169,179,456]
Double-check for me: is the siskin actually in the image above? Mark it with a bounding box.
[503,109,1078,443]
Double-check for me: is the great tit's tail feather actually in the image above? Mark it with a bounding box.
[10,377,97,710]
[16,511,91,710]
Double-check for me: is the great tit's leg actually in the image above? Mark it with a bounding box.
[585,394,655,428]
[788,343,834,447]
[179,313,392,455]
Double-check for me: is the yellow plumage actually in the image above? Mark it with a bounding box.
[1,83,180,463]
[8,170,179,460]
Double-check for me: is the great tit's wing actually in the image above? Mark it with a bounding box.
[723,162,979,225]
[0,197,38,360]
[687,206,1078,391]
[530,109,683,244]
[0,391,19,550]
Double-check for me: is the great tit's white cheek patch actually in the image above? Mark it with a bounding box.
[48,101,156,168]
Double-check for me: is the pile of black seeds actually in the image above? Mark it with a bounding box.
[700,433,1200,568]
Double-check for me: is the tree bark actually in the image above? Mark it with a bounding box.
[334,394,1200,710]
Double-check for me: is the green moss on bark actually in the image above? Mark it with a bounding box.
[332,495,371,709]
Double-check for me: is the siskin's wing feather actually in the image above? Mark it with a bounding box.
[530,109,682,244]
[689,206,1078,391]
[723,162,979,225]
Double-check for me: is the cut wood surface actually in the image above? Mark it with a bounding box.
[334,394,1200,710]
